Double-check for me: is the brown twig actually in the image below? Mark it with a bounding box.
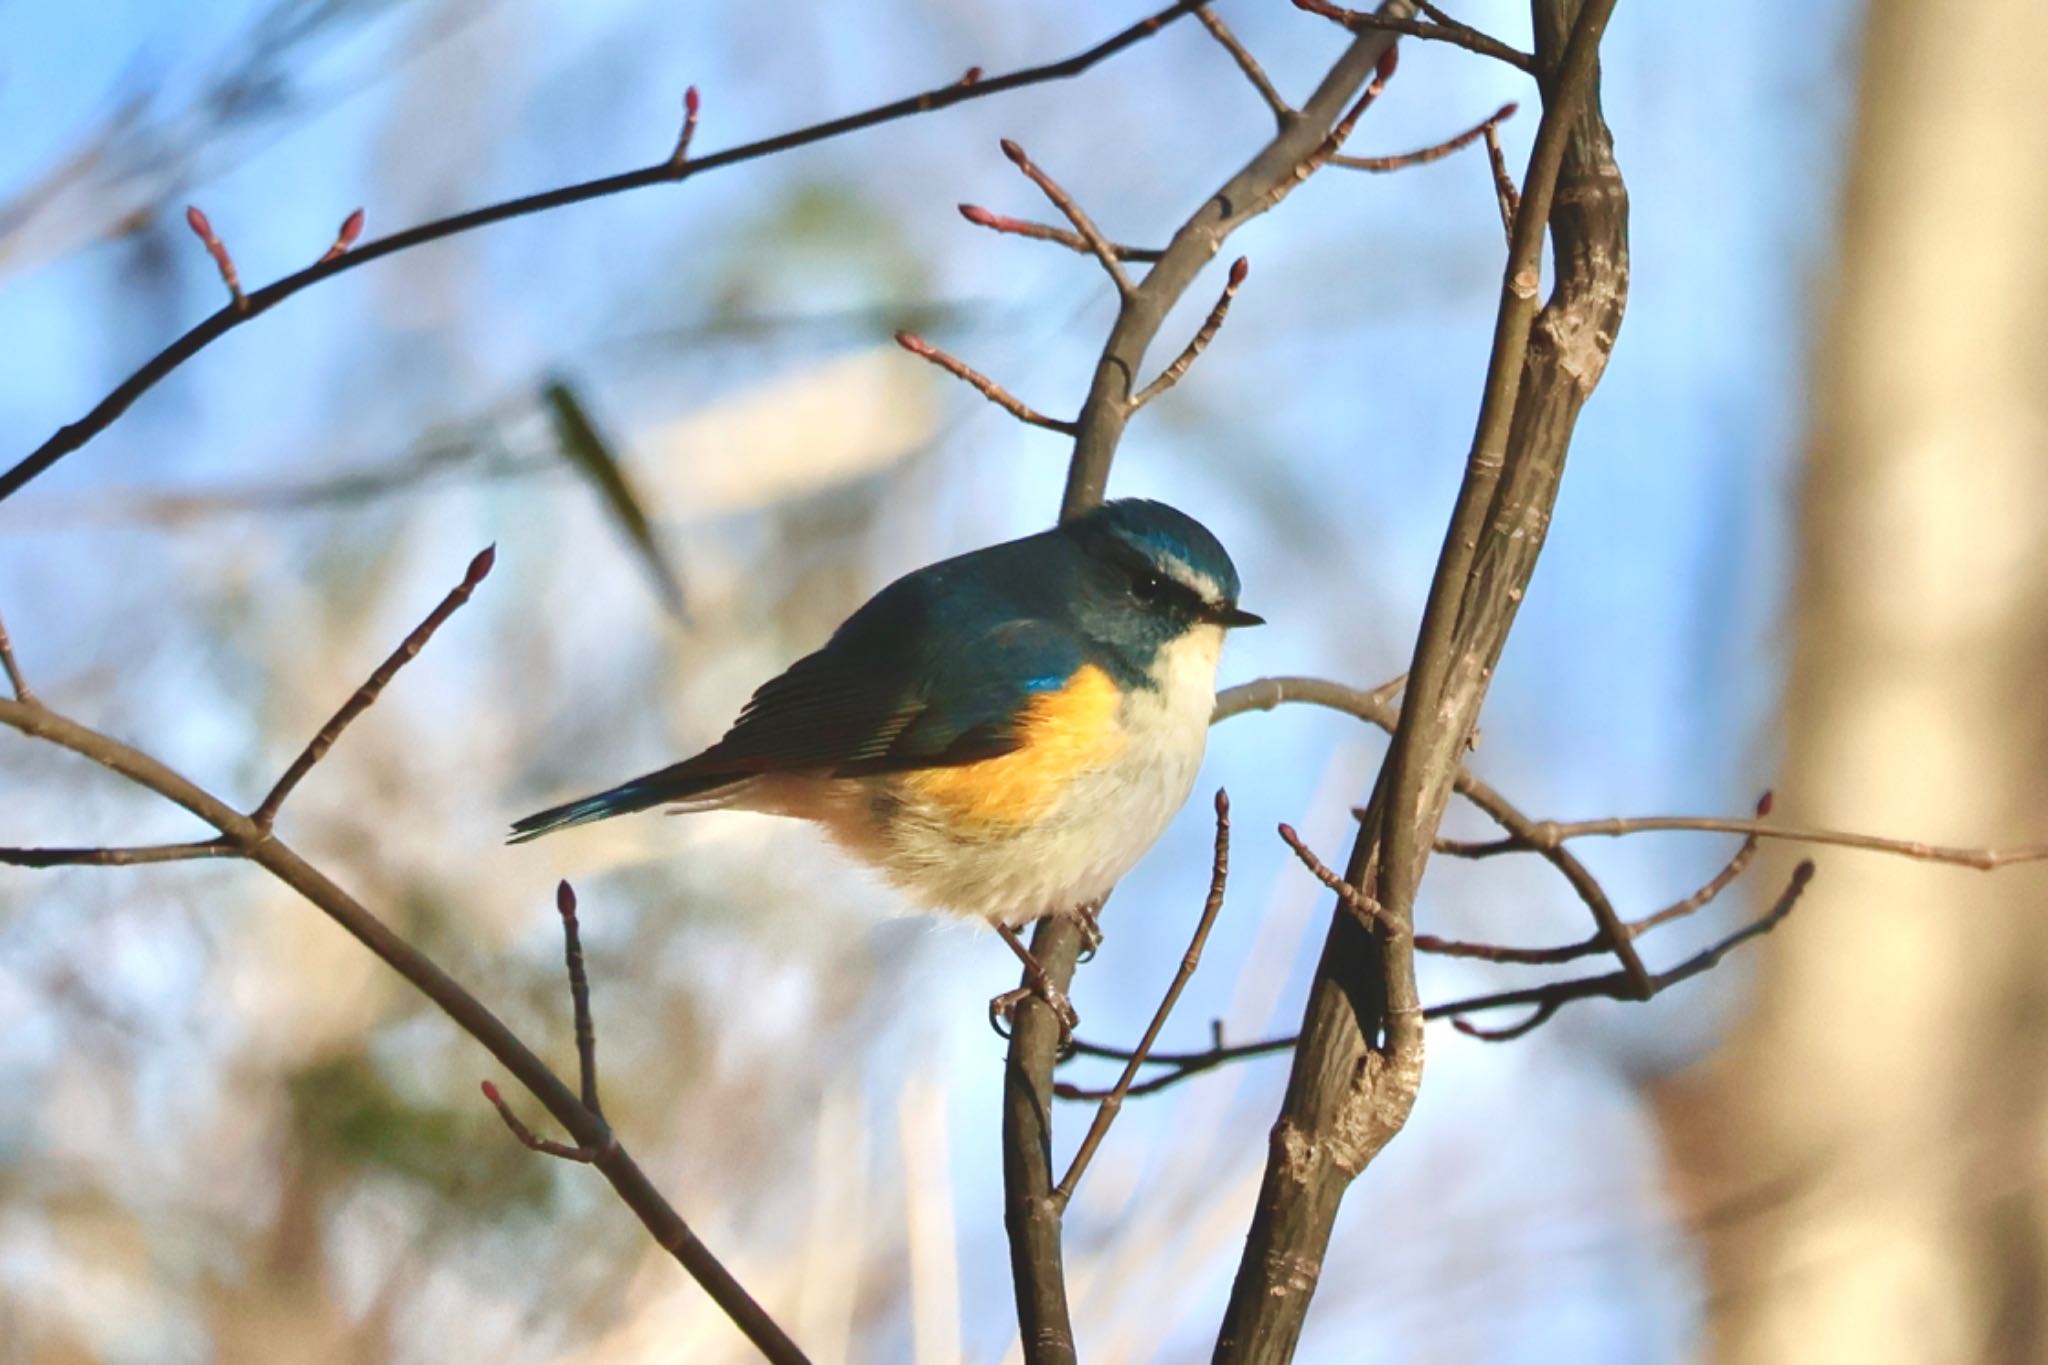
[0,606,32,704]
[1439,808,2048,872]
[998,139,1135,297]
[481,1080,609,1163]
[1331,101,1517,172]
[1062,862,1817,1095]
[894,331,1078,434]
[1199,9,1293,123]
[1277,821,1396,935]
[250,545,495,827]
[0,839,235,868]
[1,0,1219,504]
[0,620,807,1365]
[183,205,246,311]
[956,204,1164,263]
[315,208,365,265]
[556,880,603,1117]
[1002,15,1410,1359]
[1249,43,1399,216]
[1213,676,1656,995]
[1131,257,1249,408]
[1052,789,1231,1210]
[1483,117,1520,237]
[1291,0,1537,74]
[670,85,701,165]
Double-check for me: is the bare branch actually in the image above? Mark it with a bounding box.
[1062,861,1815,1096]
[481,1080,610,1163]
[1249,43,1399,216]
[251,545,495,827]
[0,0,1219,503]
[1291,0,1537,74]
[1331,101,1517,173]
[956,203,1164,263]
[1438,806,2048,872]
[0,606,32,703]
[0,840,234,868]
[894,331,1078,434]
[1053,789,1231,1210]
[1199,9,1293,123]
[1132,257,1250,409]
[1483,118,1520,237]
[556,880,604,1117]
[998,139,1135,297]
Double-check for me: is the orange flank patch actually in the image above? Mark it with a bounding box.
[901,664,1125,831]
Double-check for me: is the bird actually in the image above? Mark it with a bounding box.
[509,498,1260,1030]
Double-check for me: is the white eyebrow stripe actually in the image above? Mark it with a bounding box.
[1162,559,1224,605]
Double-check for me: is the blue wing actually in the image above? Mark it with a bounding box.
[509,542,1086,842]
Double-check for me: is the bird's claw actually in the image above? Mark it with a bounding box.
[989,980,1079,1045]
[1073,903,1104,963]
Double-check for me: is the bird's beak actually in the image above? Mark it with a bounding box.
[1208,604,1265,628]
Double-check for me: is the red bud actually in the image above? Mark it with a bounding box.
[959,203,998,227]
[1227,257,1250,286]
[481,1080,502,1103]
[184,205,212,238]
[464,543,496,587]
[999,138,1025,164]
[684,85,700,115]
[338,208,365,248]
[556,879,577,919]
[1756,790,1775,817]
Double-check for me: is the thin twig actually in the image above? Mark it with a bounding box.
[1199,9,1293,123]
[250,545,495,826]
[1053,789,1231,1210]
[0,606,31,703]
[1214,676,1657,996]
[0,690,807,1364]
[671,85,701,165]
[556,880,603,1117]
[1291,0,1536,74]
[956,204,1164,262]
[894,332,1078,434]
[1331,101,1516,172]
[1,0,1218,504]
[1249,44,1399,216]
[183,206,246,311]
[1437,807,2048,872]
[0,840,235,868]
[1277,822,1396,935]
[1132,258,1249,408]
[1483,118,1519,238]
[999,139,1135,297]
[1448,860,1816,1041]
[1061,862,1817,1097]
[481,1080,610,1163]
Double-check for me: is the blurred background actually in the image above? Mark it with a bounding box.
[3,1,2043,1361]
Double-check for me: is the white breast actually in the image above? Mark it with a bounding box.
[855,624,1225,925]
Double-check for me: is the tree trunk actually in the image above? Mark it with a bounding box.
[1650,1,2048,1360]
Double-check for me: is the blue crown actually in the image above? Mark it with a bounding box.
[1070,498,1243,605]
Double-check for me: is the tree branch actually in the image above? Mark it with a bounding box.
[1000,11,1414,1360]
[0,0,1218,504]
[0,563,809,1364]
[1217,0,1628,1355]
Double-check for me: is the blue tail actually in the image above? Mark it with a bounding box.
[507,765,737,844]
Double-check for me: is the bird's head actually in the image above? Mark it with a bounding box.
[1057,499,1261,683]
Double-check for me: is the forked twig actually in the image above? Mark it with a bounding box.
[1291,0,1537,74]
[999,139,1135,297]
[1199,9,1292,123]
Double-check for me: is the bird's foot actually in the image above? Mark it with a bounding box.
[989,979,1078,1044]
[1073,901,1104,963]
[991,921,1080,1045]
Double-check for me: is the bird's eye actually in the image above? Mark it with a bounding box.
[1131,572,1165,603]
